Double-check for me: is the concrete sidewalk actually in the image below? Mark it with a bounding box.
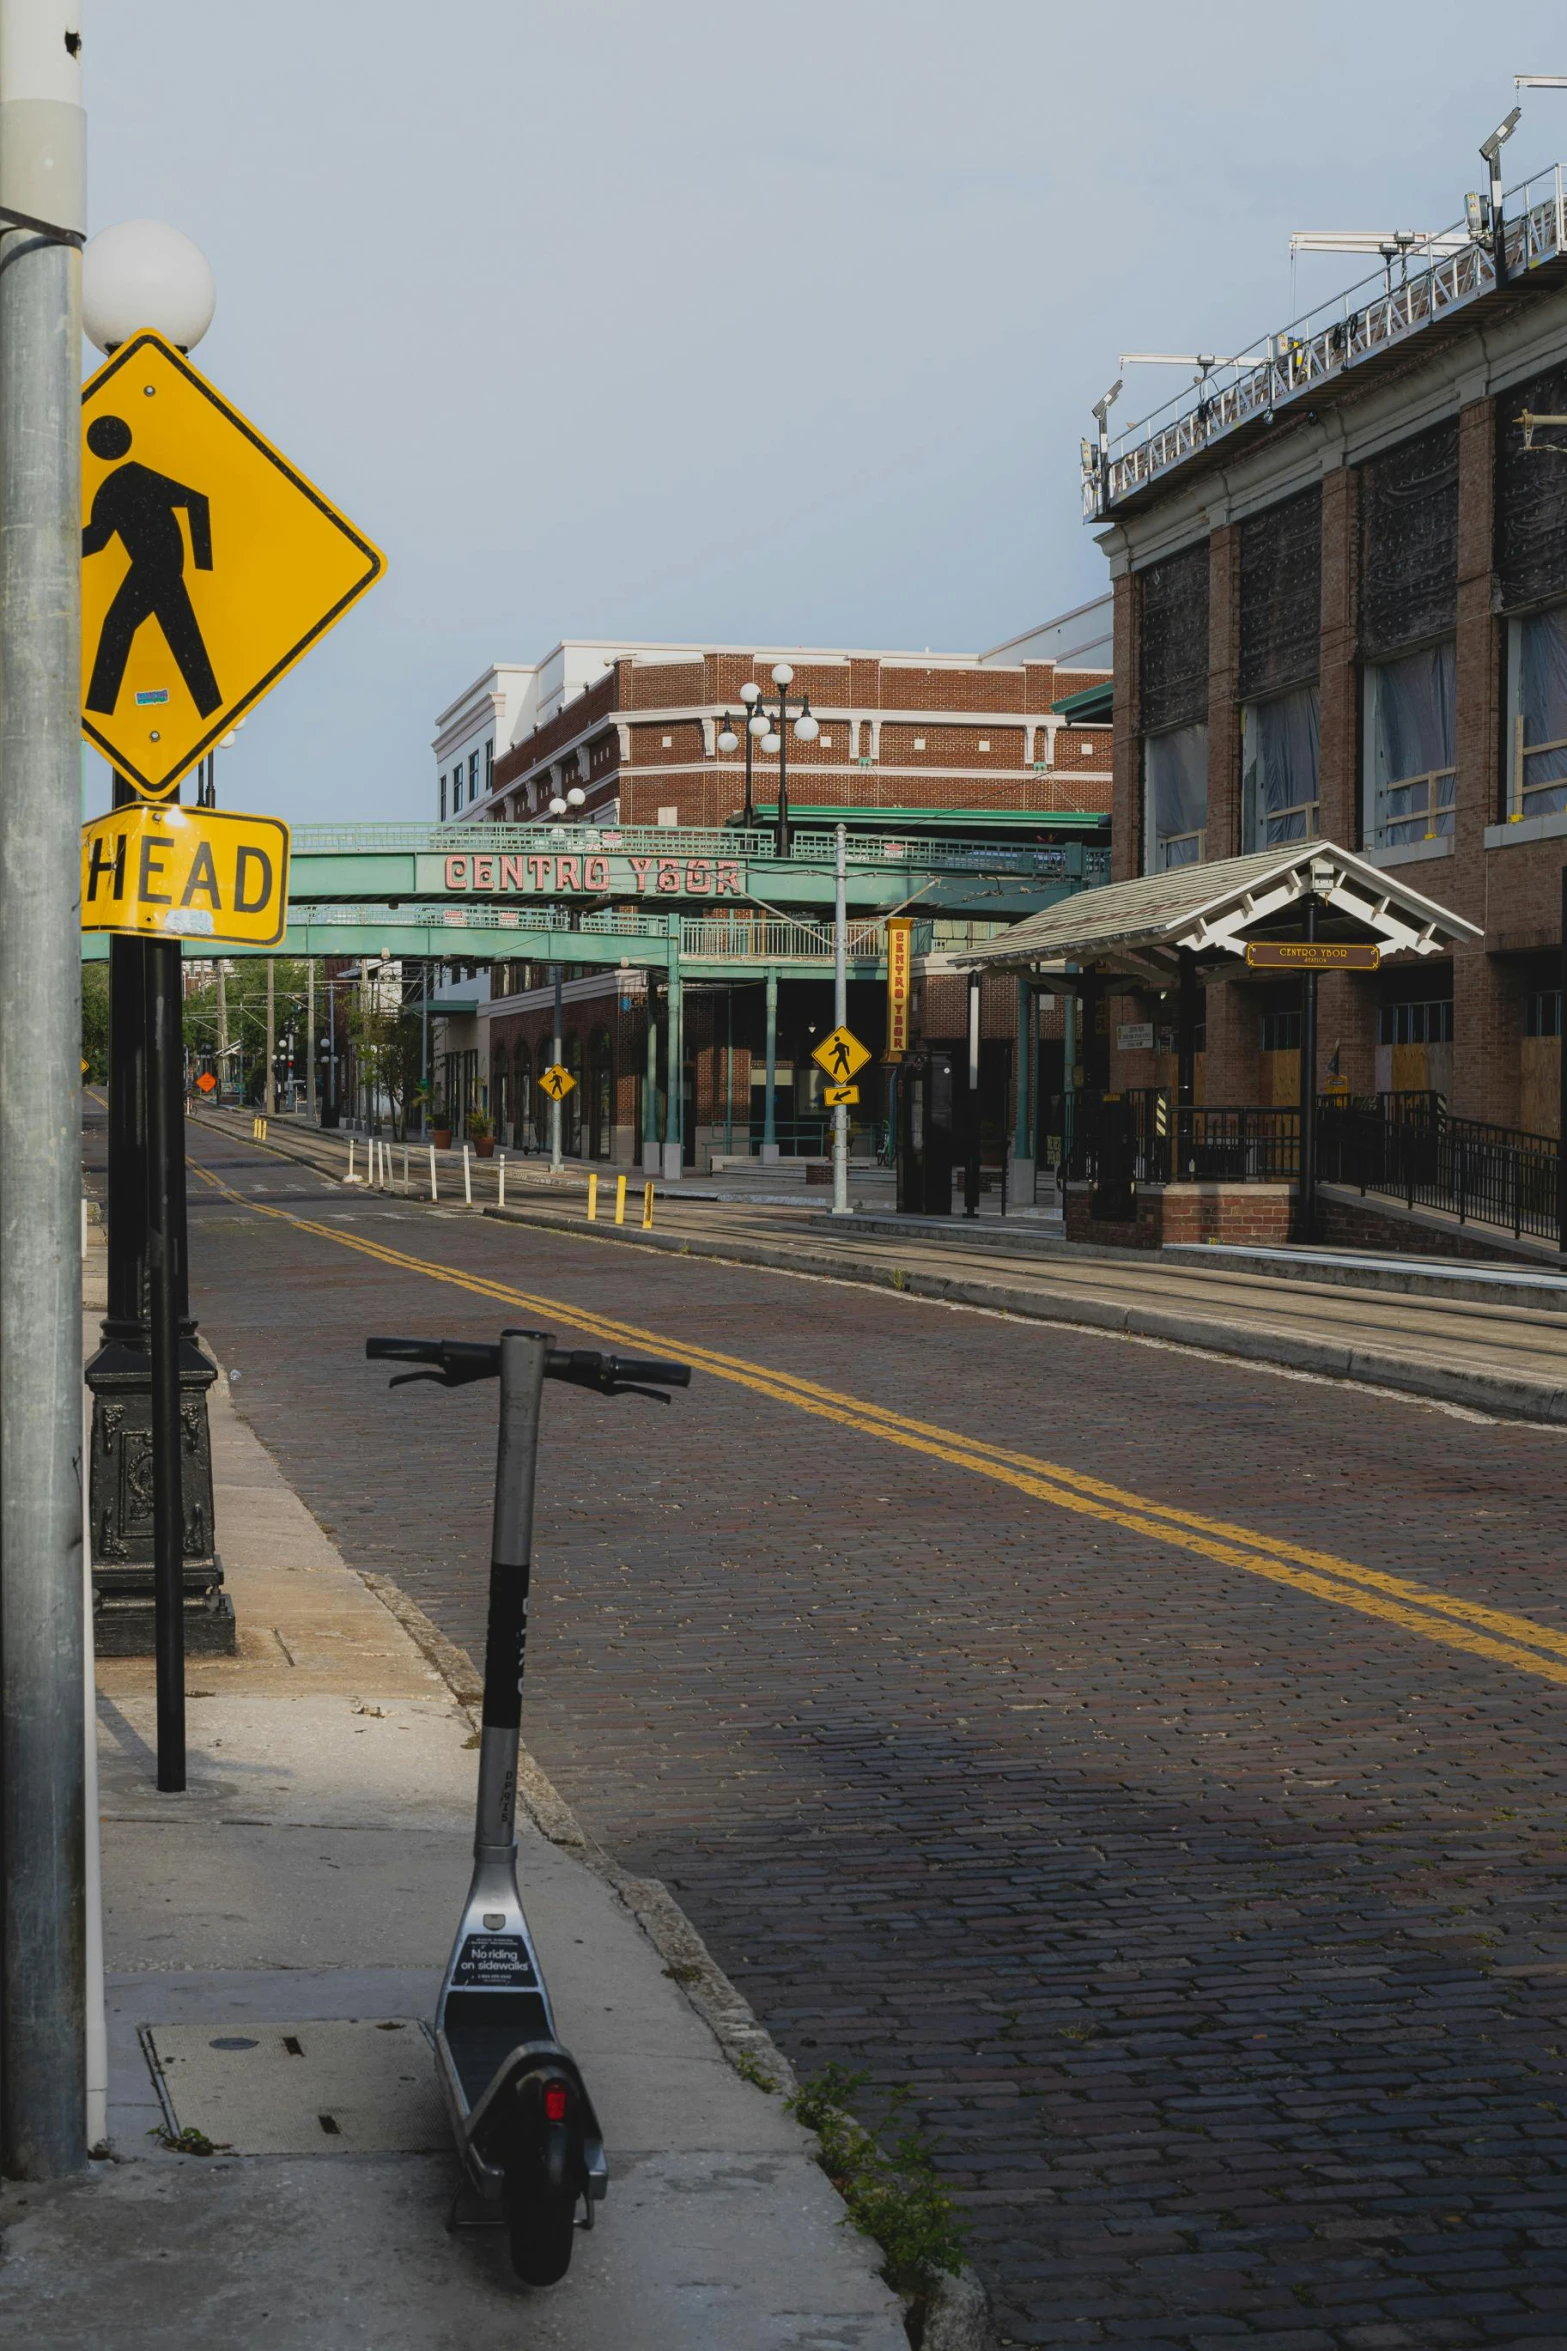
[0,1242,908,2348]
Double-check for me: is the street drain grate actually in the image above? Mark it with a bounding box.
[142,2020,446,2154]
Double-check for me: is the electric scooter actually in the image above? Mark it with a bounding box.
[366,1327,692,2285]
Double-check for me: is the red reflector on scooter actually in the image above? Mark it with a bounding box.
[544,2082,569,2122]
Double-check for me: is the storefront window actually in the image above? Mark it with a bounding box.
[1241,686,1319,851]
[1364,641,1456,846]
[1507,604,1567,822]
[1143,723,1208,871]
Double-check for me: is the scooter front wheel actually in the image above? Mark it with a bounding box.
[504,2164,578,2286]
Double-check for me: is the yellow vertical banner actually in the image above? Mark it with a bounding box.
[885,916,914,1059]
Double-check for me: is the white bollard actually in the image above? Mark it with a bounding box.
[463,1144,472,1207]
[402,1141,409,1191]
[498,1154,506,1208]
[429,1144,438,1201]
[346,1136,356,1186]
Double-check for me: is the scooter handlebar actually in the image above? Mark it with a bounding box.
[366,1336,692,1399]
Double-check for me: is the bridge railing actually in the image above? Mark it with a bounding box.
[290,821,1104,880]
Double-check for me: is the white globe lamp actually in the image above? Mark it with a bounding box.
[748,713,769,740]
[739,682,761,706]
[566,786,586,808]
[717,727,739,754]
[771,663,794,686]
[762,731,781,755]
[794,713,819,741]
[82,220,217,356]
[549,796,568,817]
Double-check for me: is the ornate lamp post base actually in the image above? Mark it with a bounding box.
[84,1332,233,1657]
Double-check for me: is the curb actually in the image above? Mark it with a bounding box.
[482,1203,1567,1430]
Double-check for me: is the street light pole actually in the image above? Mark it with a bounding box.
[832,823,851,1216]
[719,664,818,857]
[550,964,564,1171]
[0,0,88,2181]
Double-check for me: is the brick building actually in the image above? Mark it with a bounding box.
[426,614,1113,1172]
[1085,174,1567,1138]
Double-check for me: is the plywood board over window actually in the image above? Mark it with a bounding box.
[1138,542,1210,734]
[1499,359,1567,613]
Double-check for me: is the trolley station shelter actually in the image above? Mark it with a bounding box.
[958,840,1480,1242]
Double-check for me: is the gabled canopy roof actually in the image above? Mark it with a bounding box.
[956,842,1481,983]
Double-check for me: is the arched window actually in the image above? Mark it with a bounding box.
[512,1037,531,1149]
[565,1033,585,1155]
[588,1026,614,1160]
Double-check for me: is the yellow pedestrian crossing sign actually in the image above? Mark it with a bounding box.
[80,331,385,801]
[811,1025,870,1085]
[538,1064,576,1100]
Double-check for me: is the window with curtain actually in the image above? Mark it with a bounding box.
[1143,723,1208,871]
[1507,603,1567,821]
[1241,686,1320,850]
[1364,640,1456,846]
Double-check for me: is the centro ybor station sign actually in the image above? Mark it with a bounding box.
[435,848,747,898]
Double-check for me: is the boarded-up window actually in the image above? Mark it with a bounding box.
[1239,487,1321,698]
[1498,360,1567,612]
[1138,543,1209,733]
[1359,421,1458,659]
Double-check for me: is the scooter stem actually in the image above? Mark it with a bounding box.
[474,1328,550,1863]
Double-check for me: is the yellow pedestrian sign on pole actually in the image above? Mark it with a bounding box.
[538,1064,576,1101]
[823,1083,860,1107]
[81,802,291,945]
[811,1025,870,1086]
[80,331,385,800]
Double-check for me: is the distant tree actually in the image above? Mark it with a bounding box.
[82,963,110,1082]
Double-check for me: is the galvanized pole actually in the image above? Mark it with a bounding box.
[265,955,275,1115]
[305,957,315,1120]
[216,958,228,1096]
[0,0,88,2180]
[831,823,850,1215]
[146,941,187,1790]
[550,964,563,1170]
[642,970,659,1174]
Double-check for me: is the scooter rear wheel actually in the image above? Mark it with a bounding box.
[505,2167,578,2287]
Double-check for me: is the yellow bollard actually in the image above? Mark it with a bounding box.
[642,1180,655,1230]
[614,1173,627,1225]
[587,1172,598,1222]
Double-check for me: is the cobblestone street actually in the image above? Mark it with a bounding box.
[130,1119,1567,2348]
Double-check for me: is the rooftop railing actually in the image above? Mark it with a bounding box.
[1085,162,1567,517]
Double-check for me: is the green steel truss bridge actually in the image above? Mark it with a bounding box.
[84,821,1108,975]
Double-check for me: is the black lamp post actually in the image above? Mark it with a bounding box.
[718,663,818,856]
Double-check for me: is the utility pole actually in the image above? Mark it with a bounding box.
[305,957,315,1119]
[0,0,89,2180]
[550,964,564,1171]
[265,956,276,1115]
[217,961,228,1095]
[831,823,850,1216]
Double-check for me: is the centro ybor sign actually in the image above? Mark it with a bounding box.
[433,850,746,898]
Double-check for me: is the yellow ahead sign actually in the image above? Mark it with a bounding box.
[80,331,385,800]
[538,1064,576,1100]
[81,804,291,945]
[811,1024,870,1084]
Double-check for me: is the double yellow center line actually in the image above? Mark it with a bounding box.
[190,1154,1567,1692]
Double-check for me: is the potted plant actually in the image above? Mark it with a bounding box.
[469,1109,495,1159]
[431,1101,453,1151]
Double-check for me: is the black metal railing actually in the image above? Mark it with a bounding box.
[1319,1094,1561,1243]
[1063,1085,1562,1247]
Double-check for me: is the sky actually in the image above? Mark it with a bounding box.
[84,0,1567,826]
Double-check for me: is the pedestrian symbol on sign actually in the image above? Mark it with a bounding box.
[538,1064,576,1101]
[82,416,222,720]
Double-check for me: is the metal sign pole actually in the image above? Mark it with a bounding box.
[831,824,850,1216]
[1558,865,1567,1259]
[1299,898,1320,1242]
[146,938,187,1790]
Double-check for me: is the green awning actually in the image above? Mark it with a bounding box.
[1051,681,1113,723]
